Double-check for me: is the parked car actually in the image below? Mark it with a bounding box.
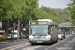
[25,34,29,38]
[11,30,18,39]
[0,30,7,41]
[66,31,70,34]
[58,30,65,40]
[22,34,26,39]
[7,34,14,40]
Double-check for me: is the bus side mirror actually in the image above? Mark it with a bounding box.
[48,26,50,34]
[48,27,49,30]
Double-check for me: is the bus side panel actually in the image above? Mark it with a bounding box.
[51,25,58,42]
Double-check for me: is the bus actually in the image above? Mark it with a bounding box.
[29,19,58,45]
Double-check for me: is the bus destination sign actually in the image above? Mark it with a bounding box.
[30,21,48,25]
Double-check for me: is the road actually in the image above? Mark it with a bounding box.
[0,33,75,50]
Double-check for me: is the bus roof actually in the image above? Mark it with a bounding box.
[37,19,53,22]
[29,19,57,25]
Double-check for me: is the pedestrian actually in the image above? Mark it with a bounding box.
[70,29,71,34]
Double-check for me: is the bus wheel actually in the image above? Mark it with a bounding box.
[31,43,34,45]
[55,40,57,43]
[0,40,1,42]
[31,43,35,45]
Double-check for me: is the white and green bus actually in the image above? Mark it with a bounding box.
[29,19,58,45]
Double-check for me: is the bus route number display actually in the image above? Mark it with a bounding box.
[30,21,48,25]
[31,22,36,24]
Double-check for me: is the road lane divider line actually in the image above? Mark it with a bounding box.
[22,46,41,50]
[63,37,75,46]
[66,34,73,38]
[10,43,29,50]
[1,42,29,50]
[0,39,27,44]
[45,34,73,50]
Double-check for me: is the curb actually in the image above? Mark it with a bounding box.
[0,39,27,44]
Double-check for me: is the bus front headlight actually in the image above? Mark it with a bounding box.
[29,35,33,38]
[46,35,51,38]
[29,38,33,40]
[47,38,50,40]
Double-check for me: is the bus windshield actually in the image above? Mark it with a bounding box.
[29,25,48,35]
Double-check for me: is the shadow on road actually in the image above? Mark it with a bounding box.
[30,42,57,46]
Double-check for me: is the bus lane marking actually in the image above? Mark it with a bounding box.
[1,43,29,50]
[22,46,41,50]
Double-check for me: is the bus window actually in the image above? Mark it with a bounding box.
[48,26,51,34]
[29,25,48,35]
[52,26,54,28]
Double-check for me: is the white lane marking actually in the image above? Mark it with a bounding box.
[72,38,75,41]
[66,34,73,38]
[56,46,73,50]
[67,41,74,43]
[0,39,27,46]
[63,37,75,46]
[45,34,73,50]
[22,46,41,50]
[67,37,75,43]
[63,44,74,47]
[0,42,6,44]
[10,43,29,50]
[1,43,29,50]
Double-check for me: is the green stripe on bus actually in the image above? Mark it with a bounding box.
[29,22,30,25]
[49,22,50,25]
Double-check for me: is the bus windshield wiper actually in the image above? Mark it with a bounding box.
[40,34,47,35]
[32,33,47,36]
[32,33,42,35]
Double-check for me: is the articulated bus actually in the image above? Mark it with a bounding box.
[29,19,58,45]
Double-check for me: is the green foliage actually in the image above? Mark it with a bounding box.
[40,6,70,24]
[0,0,70,27]
[67,0,75,24]
[0,0,38,26]
[20,0,39,26]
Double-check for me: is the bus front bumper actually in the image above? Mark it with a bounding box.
[29,38,52,43]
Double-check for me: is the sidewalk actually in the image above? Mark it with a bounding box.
[0,39,27,44]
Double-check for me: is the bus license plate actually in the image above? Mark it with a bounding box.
[37,41,42,43]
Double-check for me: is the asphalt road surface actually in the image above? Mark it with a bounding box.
[0,33,75,50]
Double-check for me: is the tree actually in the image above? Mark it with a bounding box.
[20,0,39,26]
[40,6,71,23]
[0,0,39,26]
[0,0,12,21]
[67,0,75,24]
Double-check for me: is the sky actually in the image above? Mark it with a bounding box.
[38,0,73,9]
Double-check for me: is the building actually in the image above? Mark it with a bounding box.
[58,22,74,27]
